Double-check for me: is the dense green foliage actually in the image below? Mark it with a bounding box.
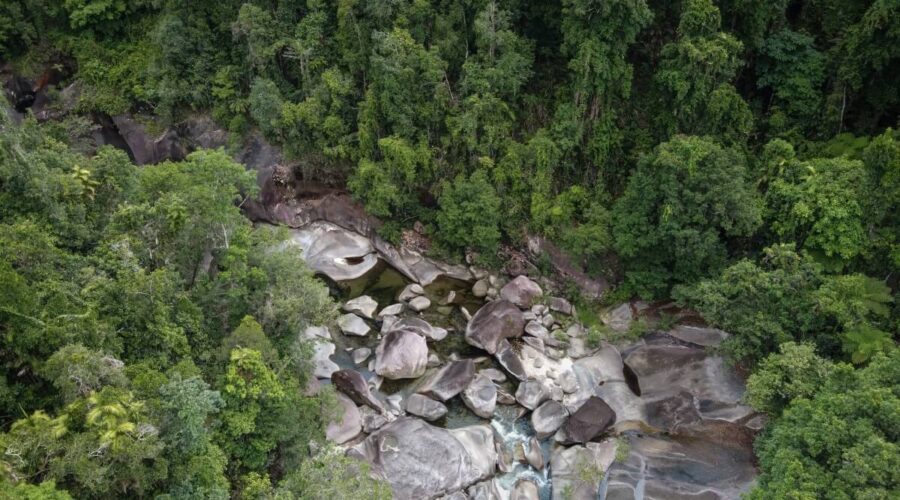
[0,114,385,498]
[2,0,898,497]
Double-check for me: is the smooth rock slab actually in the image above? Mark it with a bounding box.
[312,341,339,379]
[461,375,497,418]
[338,313,371,337]
[354,417,497,499]
[417,359,475,401]
[375,329,428,380]
[406,393,448,421]
[465,299,525,354]
[500,275,543,309]
[352,347,371,365]
[343,295,378,319]
[378,303,404,317]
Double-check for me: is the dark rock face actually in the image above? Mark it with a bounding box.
[5,76,35,112]
[494,340,527,381]
[113,115,186,165]
[465,300,525,354]
[353,417,497,499]
[331,369,384,413]
[417,359,475,401]
[559,396,616,444]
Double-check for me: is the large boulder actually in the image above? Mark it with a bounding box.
[500,276,543,309]
[353,417,497,498]
[461,375,497,418]
[325,393,361,444]
[558,396,616,444]
[624,335,753,427]
[343,295,378,319]
[375,329,428,380]
[466,300,525,354]
[417,360,475,401]
[331,369,384,413]
[550,440,617,500]
[531,400,568,439]
[406,394,448,421]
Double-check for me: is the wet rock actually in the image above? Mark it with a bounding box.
[385,394,404,414]
[531,400,568,439]
[515,380,550,410]
[398,283,425,301]
[461,375,497,418]
[511,479,540,500]
[375,329,428,380]
[379,303,404,317]
[406,393,448,421]
[343,295,378,319]
[338,313,371,337]
[385,316,448,341]
[325,393,361,444]
[354,418,497,499]
[465,300,525,354]
[331,369,385,413]
[500,276,543,309]
[408,295,432,312]
[417,359,475,401]
[548,297,574,316]
[550,440,617,500]
[312,340,339,379]
[558,396,616,444]
[352,347,371,365]
[524,437,544,470]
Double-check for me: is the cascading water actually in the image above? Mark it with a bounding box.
[489,405,552,499]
